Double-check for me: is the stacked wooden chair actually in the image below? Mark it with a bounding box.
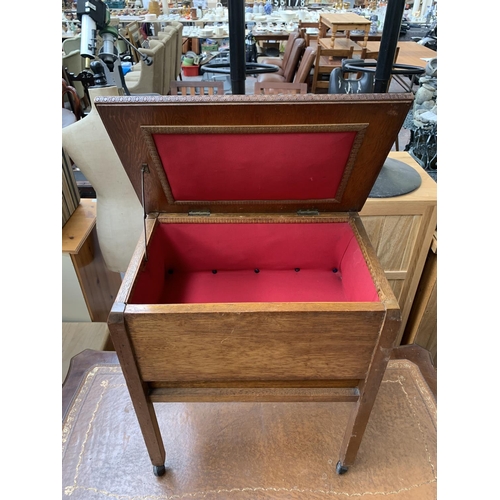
[170,81,224,96]
[311,44,354,93]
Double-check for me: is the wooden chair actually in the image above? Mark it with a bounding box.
[62,49,87,104]
[170,81,224,96]
[256,38,305,84]
[62,78,83,128]
[298,21,319,49]
[254,82,307,95]
[62,78,83,119]
[360,45,400,63]
[311,44,354,94]
[292,46,316,91]
[258,32,300,76]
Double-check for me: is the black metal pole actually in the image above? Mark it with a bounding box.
[228,0,246,95]
[373,0,405,93]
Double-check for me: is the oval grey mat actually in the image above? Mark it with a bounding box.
[369,158,423,198]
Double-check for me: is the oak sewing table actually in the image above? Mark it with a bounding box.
[96,92,413,477]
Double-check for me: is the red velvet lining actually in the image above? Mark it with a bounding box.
[129,222,380,304]
[152,131,356,201]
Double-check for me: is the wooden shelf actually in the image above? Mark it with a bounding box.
[62,198,96,254]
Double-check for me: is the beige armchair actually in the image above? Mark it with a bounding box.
[165,21,184,81]
[124,39,165,94]
[62,35,81,55]
[157,29,176,94]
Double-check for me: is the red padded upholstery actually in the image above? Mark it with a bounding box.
[129,222,380,304]
[152,128,356,201]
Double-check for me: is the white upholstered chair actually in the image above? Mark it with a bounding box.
[124,39,165,94]
[157,29,177,94]
[161,21,183,82]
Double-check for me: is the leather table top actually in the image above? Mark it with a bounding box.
[62,347,437,499]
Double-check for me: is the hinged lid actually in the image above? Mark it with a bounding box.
[96,93,412,214]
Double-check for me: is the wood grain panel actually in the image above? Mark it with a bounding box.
[62,199,96,254]
[71,227,123,322]
[387,279,404,302]
[149,386,360,403]
[95,93,413,215]
[395,205,437,342]
[124,308,385,382]
[361,215,420,271]
[403,249,437,365]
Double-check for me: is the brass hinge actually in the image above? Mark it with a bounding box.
[297,209,319,216]
[188,210,211,216]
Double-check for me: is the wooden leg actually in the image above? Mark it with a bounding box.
[108,303,166,474]
[337,309,401,472]
[337,379,382,470]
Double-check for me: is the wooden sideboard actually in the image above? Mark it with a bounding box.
[62,199,122,322]
[360,152,437,346]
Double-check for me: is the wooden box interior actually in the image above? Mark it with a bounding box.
[130,219,380,305]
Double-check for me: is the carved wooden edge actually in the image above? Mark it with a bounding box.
[116,217,158,305]
[156,214,351,224]
[349,215,399,310]
[139,123,368,207]
[93,92,413,105]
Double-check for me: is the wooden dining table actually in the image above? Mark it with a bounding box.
[251,29,293,42]
[358,40,437,69]
[349,40,437,91]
